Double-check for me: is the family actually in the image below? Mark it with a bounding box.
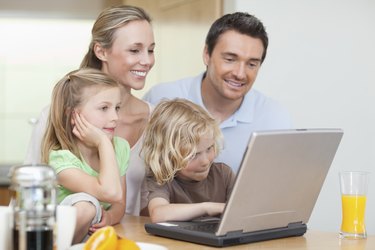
[24,5,292,243]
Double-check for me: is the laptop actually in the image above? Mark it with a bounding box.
[145,128,344,247]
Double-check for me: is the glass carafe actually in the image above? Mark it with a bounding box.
[9,164,56,250]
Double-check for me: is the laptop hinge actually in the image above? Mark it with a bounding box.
[225,230,243,237]
[287,221,304,228]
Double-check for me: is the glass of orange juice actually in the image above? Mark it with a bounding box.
[339,171,370,239]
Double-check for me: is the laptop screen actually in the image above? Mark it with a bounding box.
[217,129,343,235]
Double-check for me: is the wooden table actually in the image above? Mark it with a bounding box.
[114,215,374,249]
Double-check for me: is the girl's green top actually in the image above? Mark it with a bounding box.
[49,136,130,210]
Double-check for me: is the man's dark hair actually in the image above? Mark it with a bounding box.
[205,12,268,63]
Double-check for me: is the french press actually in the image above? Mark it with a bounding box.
[9,164,57,250]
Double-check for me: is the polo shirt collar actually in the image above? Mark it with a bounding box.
[188,72,206,107]
[232,90,255,124]
[189,72,255,125]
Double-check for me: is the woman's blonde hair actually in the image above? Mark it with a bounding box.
[41,68,119,163]
[80,5,151,69]
[141,98,223,185]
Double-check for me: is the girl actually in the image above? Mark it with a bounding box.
[41,68,129,243]
[142,99,236,223]
[25,5,155,216]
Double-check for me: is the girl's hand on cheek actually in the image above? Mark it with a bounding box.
[72,112,107,147]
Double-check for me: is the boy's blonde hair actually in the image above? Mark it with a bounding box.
[41,68,119,163]
[142,98,223,185]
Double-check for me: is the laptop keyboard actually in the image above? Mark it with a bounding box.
[182,222,219,233]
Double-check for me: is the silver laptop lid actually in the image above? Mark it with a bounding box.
[216,129,343,236]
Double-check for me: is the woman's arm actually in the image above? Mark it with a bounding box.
[148,197,225,223]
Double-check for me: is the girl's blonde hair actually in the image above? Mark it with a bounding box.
[80,5,151,69]
[142,98,223,185]
[41,68,119,163]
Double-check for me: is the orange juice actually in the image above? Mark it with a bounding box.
[341,195,367,234]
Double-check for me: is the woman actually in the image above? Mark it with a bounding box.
[25,5,155,216]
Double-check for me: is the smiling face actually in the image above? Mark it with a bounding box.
[99,20,155,91]
[202,30,264,102]
[177,133,216,182]
[77,86,121,140]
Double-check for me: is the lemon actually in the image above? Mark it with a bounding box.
[84,226,118,250]
[116,238,140,250]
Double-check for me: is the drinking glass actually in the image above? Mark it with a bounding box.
[339,171,370,239]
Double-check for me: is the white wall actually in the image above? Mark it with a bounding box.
[0,18,92,164]
[225,0,375,233]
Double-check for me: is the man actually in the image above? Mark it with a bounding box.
[143,12,292,173]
